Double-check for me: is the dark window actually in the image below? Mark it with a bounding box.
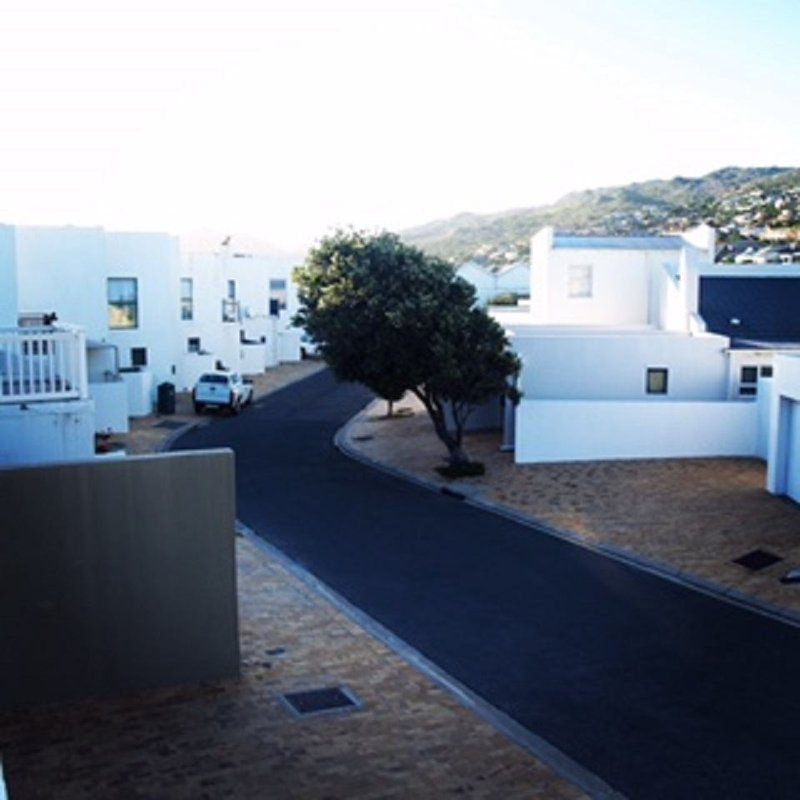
[741,366,758,384]
[222,298,238,322]
[646,368,668,395]
[760,365,774,378]
[269,278,288,312]
[227,279,236,300]
[188,337,201,353]
[108,278,138,329]
[131,347,147,367]
[180,278,193,320]
[740,386,757,396]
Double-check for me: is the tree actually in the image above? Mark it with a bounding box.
[294,230,520,467]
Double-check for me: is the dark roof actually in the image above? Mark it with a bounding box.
[700,276,800,342]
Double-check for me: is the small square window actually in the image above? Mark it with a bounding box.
[131,347,148,367]
[567,265,593,298]
[741,366,758,384]
[188,337,201,353]
[646,368,668,395]
[760,365,773,378]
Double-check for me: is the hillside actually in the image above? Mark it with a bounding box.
[402,167,800,266]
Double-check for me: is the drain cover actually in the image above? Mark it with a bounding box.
[733,549,783,572]
[154,420,185,430]
[281,686,360,717]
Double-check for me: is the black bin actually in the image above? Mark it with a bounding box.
[157,381,176,415]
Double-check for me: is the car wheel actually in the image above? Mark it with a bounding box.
[193,401,204,414]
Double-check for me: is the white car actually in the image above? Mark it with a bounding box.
[300,332,320,359]
[193,371,254,414]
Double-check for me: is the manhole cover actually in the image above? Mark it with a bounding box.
[733,549,783,572]
[154,420,185,430]
[281,686,360,718]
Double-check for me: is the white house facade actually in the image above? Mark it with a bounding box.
[7,224,303,406]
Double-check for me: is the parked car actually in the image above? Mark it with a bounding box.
[193,371,254,414]
[300,332,320,359]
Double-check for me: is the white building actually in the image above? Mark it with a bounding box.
[504,224,765,463]
[500,223,800,503]
[6,225,303,410]
[1,224,97,464]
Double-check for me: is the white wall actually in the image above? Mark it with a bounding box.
[0,225,18,327]
[515,398,759,463]
[512,329,729,400]
[90,380,129,434]
[766,355,800,499]
[0,400,95,465]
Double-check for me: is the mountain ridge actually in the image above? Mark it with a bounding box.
[401,166,800,265]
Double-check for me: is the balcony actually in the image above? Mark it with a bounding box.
[0,324,89,404]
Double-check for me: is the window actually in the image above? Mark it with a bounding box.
[180,278,193,320]
[646,368,668,395]
[760,365,774,378]
[108,278,138,329]
[131,347,147,367]
[188,337,201,353]
[221,298,239,322]
[741,366,758,384]
[740,365,758,397]
[269,278,288,313]
[567,265,592,298]
[227,279,236,300]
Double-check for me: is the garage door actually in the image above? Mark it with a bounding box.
[786,400,800,503]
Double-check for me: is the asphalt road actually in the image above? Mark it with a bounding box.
[175,368,800,799]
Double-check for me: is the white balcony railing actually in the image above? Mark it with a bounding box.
[0,325,88,403]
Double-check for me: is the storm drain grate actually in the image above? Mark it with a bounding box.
[733,549,783,572]
[154,420,186,430]
[352,434,373,442]
[281,686,360,718]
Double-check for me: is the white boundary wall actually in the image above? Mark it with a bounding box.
[515,399,759,463]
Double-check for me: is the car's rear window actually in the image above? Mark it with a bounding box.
[199,374,229,384]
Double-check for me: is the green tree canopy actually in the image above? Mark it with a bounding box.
[294,229,519,466]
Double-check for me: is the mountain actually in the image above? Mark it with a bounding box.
[401,167,800,266]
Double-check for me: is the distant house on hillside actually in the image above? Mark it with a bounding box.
[456,261,530,306]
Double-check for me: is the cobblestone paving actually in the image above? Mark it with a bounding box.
[346,395,800,617]
[0,539,584,800]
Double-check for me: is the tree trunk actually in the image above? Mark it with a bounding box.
[386,399,394,418]
[413,389,471,466]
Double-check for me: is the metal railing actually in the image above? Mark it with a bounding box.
[0,325,88,403]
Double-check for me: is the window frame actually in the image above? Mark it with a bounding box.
[646,367,668,395]
[130,347,148,367]
[567,264,593,299]
[107,277,139,330]
[180,277,194,321]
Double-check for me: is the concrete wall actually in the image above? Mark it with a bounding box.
[513,329,729,400]
[0,449,239,711]
[515,398,759,463]
[0,400,95,465]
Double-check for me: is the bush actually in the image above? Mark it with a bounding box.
[488,292,519,306]
[435,461,486,478]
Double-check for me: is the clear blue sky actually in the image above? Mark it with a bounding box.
[1,0,797,250]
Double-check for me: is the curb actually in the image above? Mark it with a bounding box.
[334,402,800,632]
[236,521,624,800]
[159,418,205,452]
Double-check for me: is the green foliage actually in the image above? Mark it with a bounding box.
[294,230,520,465]
[488,292,521,306]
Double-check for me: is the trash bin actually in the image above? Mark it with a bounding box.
[157,381,176,415]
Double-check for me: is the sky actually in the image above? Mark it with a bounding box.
[1,0,798,252]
